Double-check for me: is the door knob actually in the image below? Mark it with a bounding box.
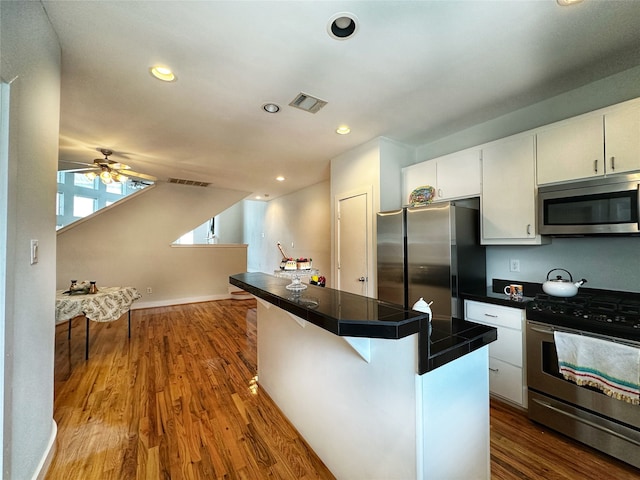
[358,277,367,282]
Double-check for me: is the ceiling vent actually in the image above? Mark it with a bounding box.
[288,92,328,114]
[168,178,210,187]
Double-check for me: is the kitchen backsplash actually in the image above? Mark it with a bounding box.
[486,236,640,293]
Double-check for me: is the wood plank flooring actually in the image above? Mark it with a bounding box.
[47,299,640,480]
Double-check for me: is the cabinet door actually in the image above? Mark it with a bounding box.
[605,105,640,175]
[482,135,536,241]
[536,114,604,185]
[435,149,481,200]
[402,160,436,205]
[489,357,524,406]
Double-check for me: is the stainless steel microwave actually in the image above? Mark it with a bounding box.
[538,173,640,235]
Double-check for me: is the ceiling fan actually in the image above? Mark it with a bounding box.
[63,148,157,185]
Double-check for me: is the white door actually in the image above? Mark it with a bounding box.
[337,192,369,296]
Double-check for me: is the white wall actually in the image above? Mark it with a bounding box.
[243,181,331,284]
[57,182,249,307]
[487,237,640,293]
[1,1,60,477]
[216,201,244,244]
[329,137,414,295]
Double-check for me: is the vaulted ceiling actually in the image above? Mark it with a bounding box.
[43,0,640,199]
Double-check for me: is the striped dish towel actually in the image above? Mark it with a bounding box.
[554,331,640,405]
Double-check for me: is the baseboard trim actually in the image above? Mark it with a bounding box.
[133,294,232,309]
[34,419,57,480]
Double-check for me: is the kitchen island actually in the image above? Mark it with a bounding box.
[229,272,497,480]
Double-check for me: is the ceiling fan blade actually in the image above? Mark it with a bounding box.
[58,160,95,171]
[120,170,157,182]
[61,167,100,174]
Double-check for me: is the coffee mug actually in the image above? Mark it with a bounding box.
[503,284,523,300]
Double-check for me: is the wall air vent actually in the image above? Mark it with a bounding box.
[288,92,328,114]
[168,178,210,187]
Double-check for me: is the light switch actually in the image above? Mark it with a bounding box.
[30,239,38,265]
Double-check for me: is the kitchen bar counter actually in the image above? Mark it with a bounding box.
[230,272,496,373]
[229,272,496,479]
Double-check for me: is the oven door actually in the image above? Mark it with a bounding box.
[526,320,640,429]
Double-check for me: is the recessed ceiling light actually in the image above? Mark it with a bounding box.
[255,195,262,200]
[263,103,280,113]
[557,0,584,4]
[276,176,285,181]
[336,125,351,135]
[149,65,176,82]
[328,12,358,40]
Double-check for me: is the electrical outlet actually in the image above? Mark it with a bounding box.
[509,259,520,272]
[147,287,153,294]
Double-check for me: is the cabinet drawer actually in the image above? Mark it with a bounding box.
[488,357,523,406]
[465,300,523,330]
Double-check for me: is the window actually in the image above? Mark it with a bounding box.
[56,192,64,215]
[73,173,97,189]
[56,170,153,229]
[73,195,96,217]
[106,182,122,194]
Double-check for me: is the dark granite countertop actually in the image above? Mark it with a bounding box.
[230,272,497,374]
[462,287,533,309]
[462,278,541,309]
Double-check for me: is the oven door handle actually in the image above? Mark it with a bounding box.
[528,322,640,348]
[532,398,640,447]
[529,325,554,335]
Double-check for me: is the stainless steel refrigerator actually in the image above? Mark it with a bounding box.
[376,202,486,321]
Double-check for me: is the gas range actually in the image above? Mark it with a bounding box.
[526,291,640,341]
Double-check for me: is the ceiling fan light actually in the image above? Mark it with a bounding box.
[114,173,128,183]
[100,170,113,183]
[85,171,97,180]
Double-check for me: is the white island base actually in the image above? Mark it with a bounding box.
[256,299,491,480]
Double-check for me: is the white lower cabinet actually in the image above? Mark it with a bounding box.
[488,358,524,406]
[465,300,527,407]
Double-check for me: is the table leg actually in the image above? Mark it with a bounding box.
[85,316,89,360]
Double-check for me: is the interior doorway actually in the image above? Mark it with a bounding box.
[335,188,372,297]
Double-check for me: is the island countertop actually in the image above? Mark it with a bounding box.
[229,272,497,374]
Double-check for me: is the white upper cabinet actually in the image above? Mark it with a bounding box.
[402,148,481,204]
[402,159,437,205]
[604,104,640,175]
[481,134,545,244]
[435,149,481,201]
[537,99,640,185]
[536,114,604,185]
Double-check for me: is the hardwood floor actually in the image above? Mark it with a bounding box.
[47,299,640,479]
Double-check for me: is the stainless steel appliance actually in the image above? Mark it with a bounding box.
[376,202,486,320]
[538,172,640,236]
[526,292,640,468]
